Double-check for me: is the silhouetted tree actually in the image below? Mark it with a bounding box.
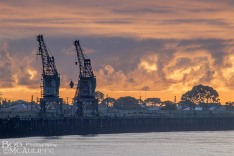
[95,91,105,104]
[178,100,196,110]
[144,98,161,106]
[225,101,234,110]
[161,101,177,110]
[114,96,140,110]
[181,85,219,105]
[225,101,234,106]
[101,97,117,107]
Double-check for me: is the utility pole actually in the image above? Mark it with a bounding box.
[139,95,142,105]
[106,94,109,107]
[31,95,33,110]
[0,92,2,105]
[145,90,146,100]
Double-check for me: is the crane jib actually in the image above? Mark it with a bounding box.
[36,34,60,98]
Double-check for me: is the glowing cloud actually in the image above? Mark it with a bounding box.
[1,1,234,103]
[139,55,158,73]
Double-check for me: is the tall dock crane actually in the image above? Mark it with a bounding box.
[70,40,98,116]
[36,35,63,114]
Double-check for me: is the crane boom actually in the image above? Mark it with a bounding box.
[37,35,58,76]
[74,40,85,77]
[74,40,94,78]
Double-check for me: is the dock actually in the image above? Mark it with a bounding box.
[1,113,234,138]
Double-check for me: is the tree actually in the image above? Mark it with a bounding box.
[144,98,161,106]
[178,100,196,109]
[161,101,177,110]
[225,101,234,110]
[114,96,140,110]
[95,91,105,104]
[101,97,117,107]
[181,84,219,104]
[225,101,234,106]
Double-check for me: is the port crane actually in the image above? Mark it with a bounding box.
[36,35,63,114]
[70,40,98,116]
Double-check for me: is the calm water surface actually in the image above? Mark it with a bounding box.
[1,131,233,156]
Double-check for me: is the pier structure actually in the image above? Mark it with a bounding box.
[0,115,234,138]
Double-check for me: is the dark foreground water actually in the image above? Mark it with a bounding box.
[1,131,233,156]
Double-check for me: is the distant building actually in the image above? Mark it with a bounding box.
[147,106,161,112]
[195,106,203,111]
[176,105,183,110]
[4,103,28,111]
[183,107,192,111]
[0,100,40,112]
[216,106,226,111]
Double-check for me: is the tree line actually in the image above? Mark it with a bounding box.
[95,84,234,110]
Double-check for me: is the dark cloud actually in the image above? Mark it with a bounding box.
[16,56,39,88]
[161,19,229,27]
[0,40,41,88]
[178,39,228,65]
[95,20,133,25]
[188,8,220,13]
[141,86,150,91]
[175,58,192,68]
[1,18,136,25]
[199,70,215,83]
[227,75,234,89]
[2,35,234,92]
[127,77,135,84]
[113,7,174,14]
[0,42,14,87]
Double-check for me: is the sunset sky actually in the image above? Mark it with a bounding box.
[1,0,234,103]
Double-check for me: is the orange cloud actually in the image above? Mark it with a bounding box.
[1,1,234,103]
[1,1,234,39]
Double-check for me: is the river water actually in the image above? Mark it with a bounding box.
[1,131,233,156]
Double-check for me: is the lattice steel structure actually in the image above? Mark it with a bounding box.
[36,35,63,114]
[71,40,98,116]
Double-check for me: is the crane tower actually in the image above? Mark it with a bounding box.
[70,40,98,116]
[36,35,63,114]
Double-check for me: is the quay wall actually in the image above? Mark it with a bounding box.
[0,116,234,138]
